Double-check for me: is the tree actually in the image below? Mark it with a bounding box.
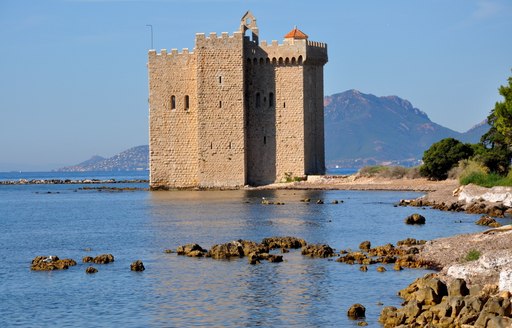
[489,74,512,147]
[480,72,512,174]
[420,138,474,180]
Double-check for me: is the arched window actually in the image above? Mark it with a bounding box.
[285,58,290,65]
[291,57,296,65]
[272,58,277,65]
[184,95,189,110]
[171,95,176,110]
[278,57,283,65]
[266,58,270,64]
[256,92,260,108]
[298,55,303,65]
[253,58,258,65]
[269,92,274,108]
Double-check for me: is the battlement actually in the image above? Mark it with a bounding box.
[148,48,194,58]
[195,31,243,42]
[307,40,327,49]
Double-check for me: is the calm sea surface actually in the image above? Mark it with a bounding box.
[0,171,506,327]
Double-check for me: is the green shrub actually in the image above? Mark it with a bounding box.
[464,249,481,262]
[460,171,512,187]
[420,138,474,180]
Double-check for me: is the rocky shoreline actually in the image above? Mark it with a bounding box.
[0,178,148,185]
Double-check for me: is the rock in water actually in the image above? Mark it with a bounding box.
[475,215,502,227]
[176,244,207,257]
[93,254,115,264]
[82,256,94,263]
[85,266,98,274]
[31,256,77,271]
[347,303,366,319]
[130,260,145,271]
[404,213,426,225]
[359,240,371,252]
[301,244,335,258]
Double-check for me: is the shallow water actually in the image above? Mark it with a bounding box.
[0,178,506,327]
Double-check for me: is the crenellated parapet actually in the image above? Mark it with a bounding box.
[244,37,327,66]
[195,31,244,46]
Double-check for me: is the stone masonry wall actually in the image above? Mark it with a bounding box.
[195,32,246,188]
[245,40,278,185]
[148,49,199,188]
[274,63,305,181]
[303,63,326,174]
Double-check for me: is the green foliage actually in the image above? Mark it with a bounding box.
[460,170,512,187]
[358,165,421,179]
[489,74,512,147]
[283,172,304,183]
[464,249,481,262]
[448,159,485,180]
[420,138,474,180]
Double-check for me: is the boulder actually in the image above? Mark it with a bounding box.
[347,303,366,319]
[449,278,470,297]
[397,237,426,247]
[475,215,502,227]
[267,254,283,263]
[336,251,371,265]
[359,240,371,252]
[130,260,145,271]
[261,236,307,249]
[31,256,77,271]
[85,266,98,274]
[82,256,94,263]
[377,266,386,272]
[404,213,426,225]
[239,240,269,256]
[368,243,396,257]
[176,244,207,257]
[247,253,261,265]
[301,244,334,258]
[93,254,115,264]
[208,241,244,259]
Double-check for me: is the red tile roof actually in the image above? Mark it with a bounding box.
[284,27,308,40]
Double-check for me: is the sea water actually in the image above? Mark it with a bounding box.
[0,172,504,327]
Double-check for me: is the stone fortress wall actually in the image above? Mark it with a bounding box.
[148,11,328,189]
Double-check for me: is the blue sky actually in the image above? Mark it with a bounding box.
[1,0,511,171]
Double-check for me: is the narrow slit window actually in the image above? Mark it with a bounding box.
[263,136,266,145]
[210,142,213,149]
[219,76,222,84]
[184,95,189,110]
[283,102,286,108]
[171,95,176,110]
[229,142,232,149]
[256,92,261,108]
[269,92,274,108]
[219,101,222,108]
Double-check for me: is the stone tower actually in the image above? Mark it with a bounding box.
[148,11,328,189]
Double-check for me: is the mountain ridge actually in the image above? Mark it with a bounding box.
[56,90,489,171]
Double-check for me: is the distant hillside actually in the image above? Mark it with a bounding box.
[56,145,148,172]
[56,90,489,172]
[324,90,489,168]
